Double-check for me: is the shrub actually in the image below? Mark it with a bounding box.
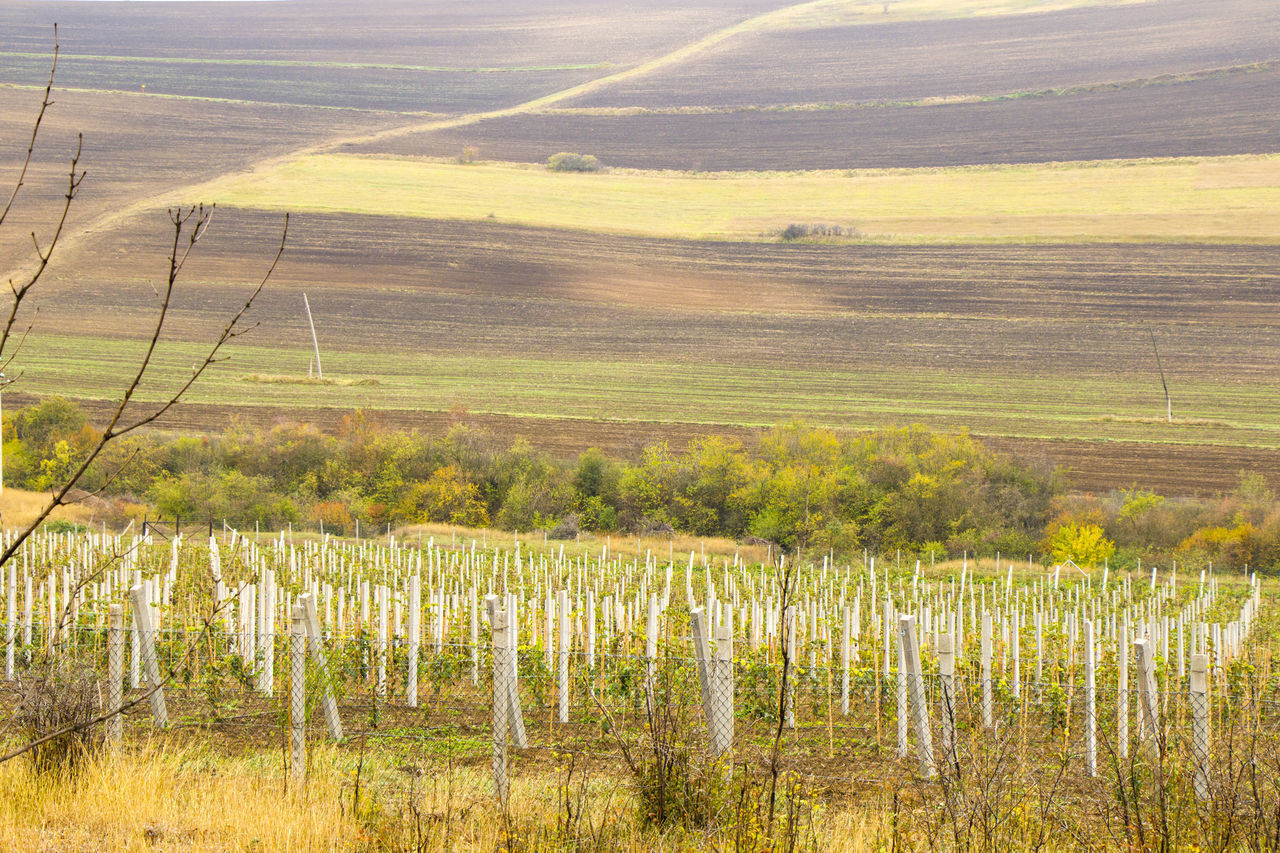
[547,152,602,172]
[776,223,858,241]
[15,663,101,774]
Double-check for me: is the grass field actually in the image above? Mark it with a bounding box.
[211,153,1280,243]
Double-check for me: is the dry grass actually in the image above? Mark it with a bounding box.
[0,741,893,852]
[394,520,773,565]
[0,488,96,532]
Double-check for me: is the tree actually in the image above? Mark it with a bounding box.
[0,32,288,769]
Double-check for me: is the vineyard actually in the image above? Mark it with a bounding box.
[3,525,1276,849]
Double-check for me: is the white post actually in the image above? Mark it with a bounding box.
[1190,653,1210,801]
[289,604,307,785]
[557,589,570,724]
[1135,638,1160,760]
[981,612,993,729]
[1084,619,1096,777]
[899,615,935,778]
[407,574,420,708]
[487,595,509,802]
[5,563,14,680]
[300,593,342,740]
[376,585,387,699]
[129,584,166,727]
[841,605,851,716]
[784,605,796,729]
[711,606,735,759]
[1118,628,1130,760]
[107,603,123,745]
[938,633,956,772]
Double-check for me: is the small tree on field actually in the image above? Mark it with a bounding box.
[547,152,602,172]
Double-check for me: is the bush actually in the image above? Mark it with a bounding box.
[776,223,858,241]
[547,152,602,172]
[15,663,101,774]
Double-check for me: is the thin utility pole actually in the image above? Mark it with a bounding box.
[1152,324,1172,420]
[303,293,323,380]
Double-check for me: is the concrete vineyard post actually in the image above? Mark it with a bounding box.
[557,589,569,725]
[938,632,956,772]
[896,623,908,758]
[129,584,167,727]
[487,594,510,802]
[785,605,797,729]
[1118,627,1130,759]
[981,612,993,729]
[5,563,13,681]
[711,606,734,759]
[107,603,123,746]
[841,605,851,716]
[407,573,420,708]
[1135,637,1160,760]
[1084,619,1096,777]
[1190,653,1210,802]
[301,593,342,740]
[644,593,658,709]
[289,604,306,786]
[691,606,714,727]
[899,614,935,779]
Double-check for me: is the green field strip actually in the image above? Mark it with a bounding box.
[15,333,1280,449]
[211,153,1280,244]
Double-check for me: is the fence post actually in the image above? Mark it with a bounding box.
[486,594,509,802]
[505,594,528,749]
[896,623,909,758]
[1135,637,1160,759]
[1190,653,1210,801]
[289,604,307,787]
[1084,619,1096,777]
[691,607,714,728]
[557,589,570,725]
[301,593,343,741]
[711,606,734,760]
[128,584,167,727]
[784,605,797,729]
[841,605,851,716]
[899,615,935,779]
[257,569,274,697]
[644,593,658,710]
[1118,627,1129,759]
[376,585,387,700]
[5,563,14,681]
[938,632,956,773]
[407,573,420,708]
[107,603,123,746]
[981,612,993,729]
